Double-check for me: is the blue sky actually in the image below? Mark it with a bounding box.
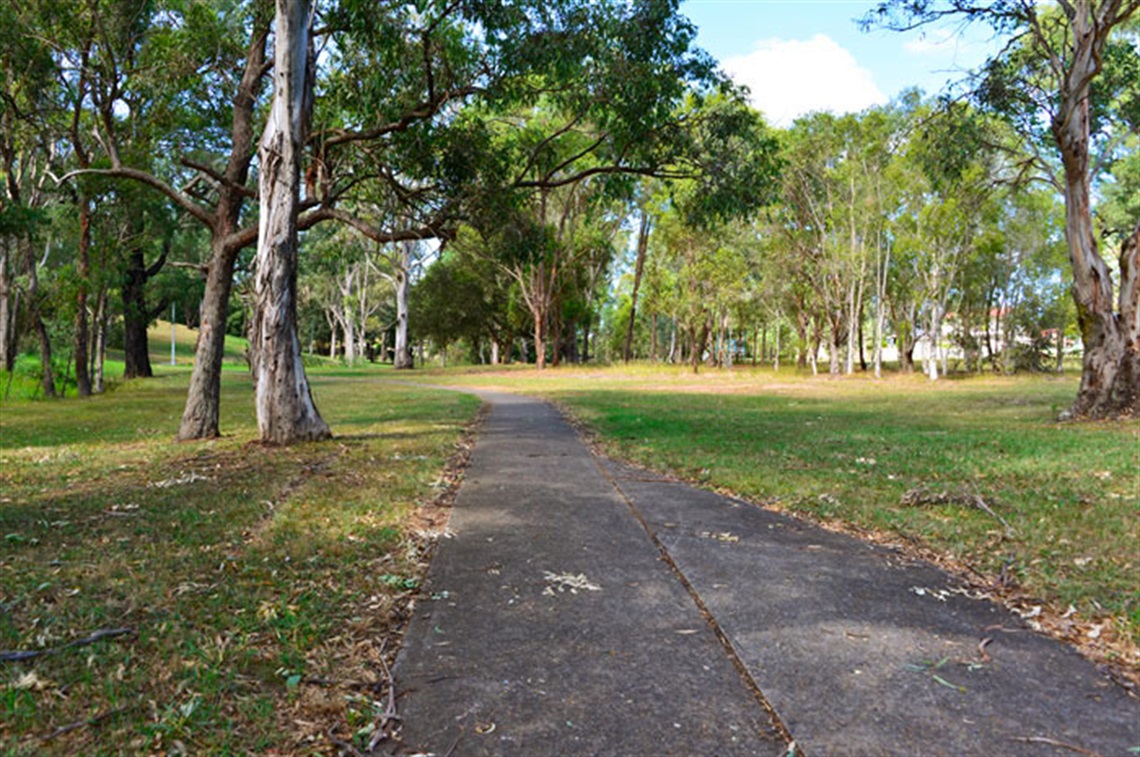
[681,0,1001,125]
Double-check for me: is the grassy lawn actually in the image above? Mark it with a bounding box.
[3,355,1136,753]
[0,366,479,754]
[426,363,1140,675]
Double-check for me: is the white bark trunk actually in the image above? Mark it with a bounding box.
[927,301,941,381]
[393,258,412,369]
[873,241,889,379]
[774,320,781,372]
[250,0,329,443]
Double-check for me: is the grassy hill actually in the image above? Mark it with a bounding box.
[145,320,249,368]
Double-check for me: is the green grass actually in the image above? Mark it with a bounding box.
[145,319,250,367]
[0,367,479,754]
[2,356,1136,754]
[0,321,253,403]
[425,363,1140,665]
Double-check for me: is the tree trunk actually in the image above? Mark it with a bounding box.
[1056,102,1139,416]
[122,238,167,380]
[533,308,546,370]
[1055,317,1065,374]
[624,209,651,363]
[650,312,659,362]
[666,316,675,363]
[393,246,413,370]
[828,315,842,376]
[171,22,269,439]
[795,308,809,369]
[774,321,781,371]
[74,198,92,396]
[24,239,55,397]
[92,287,108,393]
[178,243,239,439]
[581,313,591,364]
[0,242,14,372]
[1068,220,1140,417]
[1049,8,1138,419]
[927,302,942,381]
[858,307,867,373]
[551,293,563,368]
[342,311,356,363]
[810,315,823,376]
[873,257,887,379]
[249,0,329,444]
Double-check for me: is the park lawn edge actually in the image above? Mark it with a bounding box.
[416,364,1139,688]
[548,395,1140,690]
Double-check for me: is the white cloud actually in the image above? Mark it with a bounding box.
[721,34,887,127]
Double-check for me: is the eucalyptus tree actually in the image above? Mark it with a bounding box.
[1,0,63,392]
[37,0,732,440]
[894,104,1004,379]
[647,208,753,372]
[774,112,861,375]
[867,0,1140,415]
[303,223,392,363]
[412,238,523,363]
[251,0,753,429]
[453,178,616,370]
[622,185,659,363]
[28,0,275,435]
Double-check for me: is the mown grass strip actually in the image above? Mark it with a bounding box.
[0,368,478,754]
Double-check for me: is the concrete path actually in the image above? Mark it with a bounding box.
[390,392,1139,756]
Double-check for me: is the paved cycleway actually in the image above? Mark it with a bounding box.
[389,391,1139,756]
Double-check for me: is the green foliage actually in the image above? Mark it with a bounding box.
[669,92,783,228]
[412,245,513,353]
[1099,133,1140,239]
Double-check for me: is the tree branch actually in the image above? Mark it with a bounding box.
[181,158,257,198]
[58,167,216,228]
[318,86,481,148]
[515,164,687,190]
[300,207,452,243]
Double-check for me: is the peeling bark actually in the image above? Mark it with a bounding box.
[250,0,330,444]
[1051,4,1138,419]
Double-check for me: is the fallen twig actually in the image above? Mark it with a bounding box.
[326,726,365,757]
[900,488,1015,537]
[1010,736,1103,757]
[968,494,1015,538]
[1,627,135,662]
[366,653,401,752]
[41,705,133,742]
